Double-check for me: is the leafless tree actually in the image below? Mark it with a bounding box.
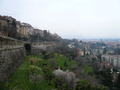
[49,59,56,68]
[74,56,84,67]
[29,74,42,87]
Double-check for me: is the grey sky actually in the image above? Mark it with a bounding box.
[0,0,120,39]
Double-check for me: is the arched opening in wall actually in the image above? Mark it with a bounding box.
[24,44,31,54]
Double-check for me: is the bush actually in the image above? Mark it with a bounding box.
[44,52,55,59]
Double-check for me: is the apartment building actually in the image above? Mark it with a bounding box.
[101,54,120,68]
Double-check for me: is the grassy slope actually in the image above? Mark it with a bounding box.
[1,54,93,90]
[1,54,76,90]
[83,65,93,75]
[1,55,52,90]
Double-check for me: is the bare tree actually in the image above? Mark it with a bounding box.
[53,68,76,90]
[29,74,42,87]
[74,56,84,67]
[49,59,56,69]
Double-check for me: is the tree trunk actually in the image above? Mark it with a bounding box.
[34,83,36,87]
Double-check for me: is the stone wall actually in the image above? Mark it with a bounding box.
[0,47,26,83]
[0,35,26,83]
[0,35,24,50]
[31,42,57,55]
[0,35,58,84]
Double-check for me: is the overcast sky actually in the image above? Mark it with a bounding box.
[0,0,120,39]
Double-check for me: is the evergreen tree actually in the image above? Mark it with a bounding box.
[83,47,86,56]
[103,48,107,54]
[102,68,113,89]
[114,73,120,89]
[75,79,91,90]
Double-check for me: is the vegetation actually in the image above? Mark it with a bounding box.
[0,52,109,90]
[83,65,93,75]
[0,54,76,90]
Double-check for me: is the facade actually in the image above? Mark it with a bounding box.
[101,54,120,68]
[38,29,44,37]
[99,49,103,54]
[16,21,21,33]
[106,49,114,54]
[19,25,28,37]
[0,16,8,36]
[19,23,33,38]
[28,26,34,35]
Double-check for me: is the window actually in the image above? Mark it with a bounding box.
[111,59,114,66]
[103,57,105,61]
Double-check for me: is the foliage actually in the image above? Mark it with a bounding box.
[44,52,55,59]
[114,73,120,89]
[74,56,84,67]
[43,68,54,84]
[29,74,42,87]
[91,85,109,90]
[76,79,108,90]
[1,55,52,90]
[91,61,101,74]
[103,48,107,54]
[41,50,46,55]
[28,65,41,75]
[0,54,108,90]
[59,83,72,90]
[53,77,64,88]
[83,65,93,75]
[75,79,91,90]
[49,59,56,68]
[101,68,113,89]
[53,69,76,89]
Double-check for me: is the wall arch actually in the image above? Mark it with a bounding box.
[24,44,31,53]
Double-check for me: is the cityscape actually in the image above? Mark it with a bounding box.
[0,0,120,90]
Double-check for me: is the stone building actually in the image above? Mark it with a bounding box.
[16,21,21,33]
[0,16,8,36]
[19,23,33,38]
[101,54,120,68]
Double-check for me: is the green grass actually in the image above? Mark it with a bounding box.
[83,65,93,75]
[1,54,76,90]
[1,55,52,90]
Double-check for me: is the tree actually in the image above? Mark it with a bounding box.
[75,79,91,90]
[76,79,108,90]
[29,74,42,87]
[53,77,64,88]
[28,65,42,87]
[8,20,17,38]
[49,59,56,69]
[84,47,86,56]
[59,84,72,90]
[28,65,41,75]
[114,73,120,89]
[103,48,107,54]
[53,68,76,89]
[64,61,68,67]
[91,85,109,90]
[12,20,16,27]
[43,68,53,85]
[101,68,113,89]
[74,56,84,67]
[91,61,101,74]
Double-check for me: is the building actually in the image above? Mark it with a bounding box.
[106,49,114,54]
[19,23,33,38]
[100,61,113,69]
[16,21,21,33]
[0,16,8,36]
[99,49,104,54]
[101,54,120,68]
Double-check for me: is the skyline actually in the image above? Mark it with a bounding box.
[0,0,120,39]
